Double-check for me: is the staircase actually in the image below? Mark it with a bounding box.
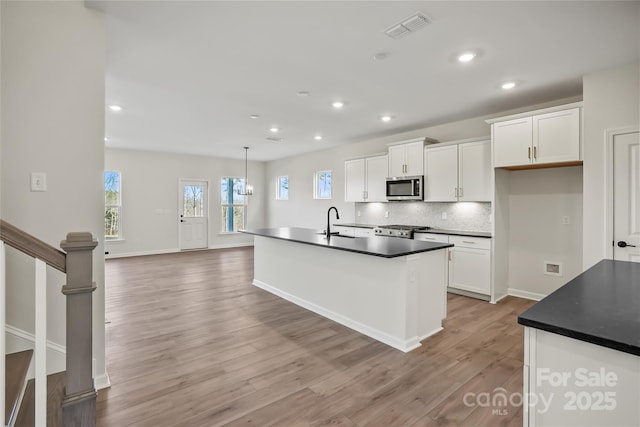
[1,220,98,427]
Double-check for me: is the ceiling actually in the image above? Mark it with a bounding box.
[90,1,640,161]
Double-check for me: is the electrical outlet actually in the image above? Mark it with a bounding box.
[544,261,563,277]
[562,216,570,225]
[441,212,448,220]
[357,210,361,217]
[384,211,389,218]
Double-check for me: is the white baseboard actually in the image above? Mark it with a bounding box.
[508,288,545,301]
[94,372,111,390]
[5,324,110,390]
[5,324,66,377]
[253,279,423,353]
[105,242,254,259]
[105,248,180,259]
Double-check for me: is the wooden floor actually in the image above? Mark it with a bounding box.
[97,247,535,427]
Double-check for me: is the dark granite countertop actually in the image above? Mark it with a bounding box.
[332,223,377,229]
[241,227,452,258]
[414,229,492,238]
[518,259,640,356]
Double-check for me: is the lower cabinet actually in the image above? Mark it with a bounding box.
[449,236,491,296]
[415,233,491,297]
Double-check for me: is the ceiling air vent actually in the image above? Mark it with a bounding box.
[384,12,431,39]
[266,137,282,142]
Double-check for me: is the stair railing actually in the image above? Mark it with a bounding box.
[1,220,97,427]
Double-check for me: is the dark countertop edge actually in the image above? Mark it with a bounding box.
[518,317,640,357]
[333,224,493,238]
[414,229,492,238]
[241,229,453,258]
[332,223,377,229]
[517,260,640,357]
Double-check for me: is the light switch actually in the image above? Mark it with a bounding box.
[30,172,47,192]
[441,212,448,220]
[384,211,389,218]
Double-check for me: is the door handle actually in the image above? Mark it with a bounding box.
[180,219,185,223]
[528,147,531,159]
[533,146,537,159]
[617,241,636,248]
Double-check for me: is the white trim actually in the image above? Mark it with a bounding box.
[105,242,254,259]
[1,242,5,425]
[485,101,583,124]
[34,259,47,427]
[491,292,509,304]
[508,288,545,301]
[604,126,640,260]
[5,324,66,377]
[94,372,111,391]
[253,278,425,353]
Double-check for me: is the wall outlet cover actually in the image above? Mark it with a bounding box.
[30,172,47,192]
[543,261,563,277]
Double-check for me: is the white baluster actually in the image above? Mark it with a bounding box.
[1,242,6,426]
[35,258,47,426]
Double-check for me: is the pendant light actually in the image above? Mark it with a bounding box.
[241,146,253,196]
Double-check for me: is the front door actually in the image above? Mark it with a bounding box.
[613,130,640,262]
[179,179,208,250]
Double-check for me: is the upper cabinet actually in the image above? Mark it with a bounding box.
[388,138,426,177]
[344,155,388,202]
[424,138,491,202]
[489,103,582,169]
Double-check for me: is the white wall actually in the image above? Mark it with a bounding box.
[104,148,265,256]
[1,1,107,381]
[507,167,583,298]
[582,63,640,269]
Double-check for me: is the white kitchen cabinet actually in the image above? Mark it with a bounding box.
[413,233,450,244]
[388,139,424,177]
[345,159,366,202]
[448,235,491,296]
[424,139,491,202]
[490,104,581,168]
[344,155,387,202]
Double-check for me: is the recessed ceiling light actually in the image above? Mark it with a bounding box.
[457,52,476,63]
[381,115,392,122]
[501,82,516,90]
[108,105,122,112]
[270,127,279,133]
[332,101,344,109]
[297,91,310,97]
[373,52,389,61]
[250,114,260,119]
[314,135,323,141]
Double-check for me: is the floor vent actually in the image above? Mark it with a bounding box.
[384,12,431,39]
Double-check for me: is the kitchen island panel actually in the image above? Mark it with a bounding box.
[252,236,447,352]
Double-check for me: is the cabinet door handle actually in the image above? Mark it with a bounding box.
[448,250,452,261]
[454,187,458,198]
[533,146,537,159]
[458,187,463,198]
[528,147,531,159]
[462,240,475,244]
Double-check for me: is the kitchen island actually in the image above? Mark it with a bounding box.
[518,260,640,427]
[242,227,452,352]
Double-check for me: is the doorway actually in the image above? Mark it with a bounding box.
[179,179,209,250]
[607,127,640,262]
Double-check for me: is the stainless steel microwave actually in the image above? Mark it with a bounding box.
[385,176,423,201]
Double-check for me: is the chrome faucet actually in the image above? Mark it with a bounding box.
[326,206,340,239]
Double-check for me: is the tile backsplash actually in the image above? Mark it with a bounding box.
[355,201,492,232]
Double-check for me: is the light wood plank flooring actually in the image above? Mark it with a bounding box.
[97,247,534,426]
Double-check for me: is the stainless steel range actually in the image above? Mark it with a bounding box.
[373,224,431,239]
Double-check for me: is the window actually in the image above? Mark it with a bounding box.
[276,175,289,200]
[220,177,247,232]
[104,171,121,240]
[314,170,332,199]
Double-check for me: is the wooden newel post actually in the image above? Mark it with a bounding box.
[60,232,98,427]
